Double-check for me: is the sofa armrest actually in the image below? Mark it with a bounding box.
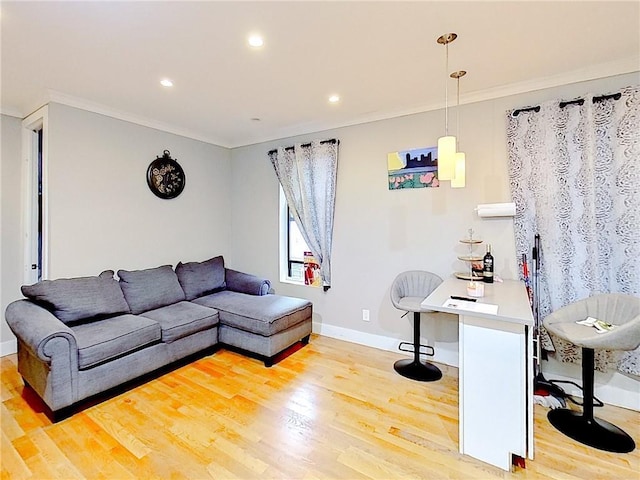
[5,299,78,362]
[225,269,271,296]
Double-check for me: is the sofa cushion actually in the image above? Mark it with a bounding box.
[118,265,186,315]
[21,271,130,324]
[175,256,226,301]
[193,291,312,336]
[225,268,271,296]
[140,301,219,343]
[71,314,161,369]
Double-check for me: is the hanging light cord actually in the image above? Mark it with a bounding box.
[455,74,459,143]
[437,33,457,136]
[444,41,449,136]
[450,70,466,148]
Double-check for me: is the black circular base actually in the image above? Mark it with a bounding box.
[548,408,636,453]
[393,359,442,382]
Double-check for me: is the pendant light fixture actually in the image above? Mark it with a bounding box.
[436,33,457,181]
[451,70,467,188]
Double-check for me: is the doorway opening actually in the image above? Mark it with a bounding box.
[34,128,43,281]
[22,106,48,283]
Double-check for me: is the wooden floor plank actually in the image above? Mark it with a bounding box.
[1,430,32,480]
[2,334,639,479]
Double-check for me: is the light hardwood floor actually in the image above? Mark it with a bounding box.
[2,334,639,479]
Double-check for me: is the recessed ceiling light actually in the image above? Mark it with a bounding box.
[328,94,340,104]
[160,79,173,87]
[248,34,264,48]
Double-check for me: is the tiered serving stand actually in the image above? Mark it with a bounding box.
[455,228,484,281]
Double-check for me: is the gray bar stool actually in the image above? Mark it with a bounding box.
[543,293,640,453]
[390,271,443,382]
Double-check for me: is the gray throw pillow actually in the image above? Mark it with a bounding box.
[175,256,226,300]
[21,270,130,324]
[118,265,186,314]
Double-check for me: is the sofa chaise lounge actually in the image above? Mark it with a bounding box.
[4,256,312,420]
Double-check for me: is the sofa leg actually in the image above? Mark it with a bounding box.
[51,406,74,423]
[264,336,309,367]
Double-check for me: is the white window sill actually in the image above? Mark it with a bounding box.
[279,277,320,288]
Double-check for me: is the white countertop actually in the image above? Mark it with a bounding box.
[421,276,535,326]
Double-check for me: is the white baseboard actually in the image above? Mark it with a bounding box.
[313,322,638,412]
[312,321,459,368]
[541,357,639,411]
[1,339,17,357]
[4,322,636,411]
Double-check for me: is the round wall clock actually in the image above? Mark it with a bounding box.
[146,150,185,199]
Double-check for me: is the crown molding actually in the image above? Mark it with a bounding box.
[344,56,640,130]
[46,90,231,148]
[0,106,24,119]
[461,56,640,106]
[10,56,637,149]
[228,56,639,148]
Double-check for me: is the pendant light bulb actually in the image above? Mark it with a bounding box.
[438,136,456,180]
[451,151,466,188]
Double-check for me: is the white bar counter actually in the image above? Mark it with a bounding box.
[422,277,534,326]
[421,277,534,471]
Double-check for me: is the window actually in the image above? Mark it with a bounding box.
[287,208,308,281]
[279,188,310,283]
[272,139,338,289]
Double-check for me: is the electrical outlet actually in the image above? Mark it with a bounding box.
[362,309,370,321]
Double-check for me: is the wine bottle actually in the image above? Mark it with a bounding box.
[483,244,494,283]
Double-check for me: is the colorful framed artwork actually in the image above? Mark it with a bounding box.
[388,146,439,190]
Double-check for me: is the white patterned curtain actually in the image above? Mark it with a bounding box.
[507,85,640,376]
[269,139,339,290]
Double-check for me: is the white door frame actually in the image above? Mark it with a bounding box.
[22,105,49,283]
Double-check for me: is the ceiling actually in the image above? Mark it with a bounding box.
[1,1,638,148]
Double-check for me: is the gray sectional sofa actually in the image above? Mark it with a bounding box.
[4,256,312,419]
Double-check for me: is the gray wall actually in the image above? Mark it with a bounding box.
[1,74,638,407]
[229,72,640,407]
[0,105,232,353]
[46,104,233,277]
[1,114,23,354]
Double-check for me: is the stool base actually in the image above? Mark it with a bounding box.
[393,358,442,382]
[548,408,636,453]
